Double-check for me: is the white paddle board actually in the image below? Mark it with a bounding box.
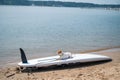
[18,48,111,68]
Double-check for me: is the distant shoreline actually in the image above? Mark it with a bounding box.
[0,5,120,11]
[0,1,120,9]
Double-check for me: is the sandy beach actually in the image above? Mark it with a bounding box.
[0,48,120,80]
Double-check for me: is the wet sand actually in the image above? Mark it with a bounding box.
[0,48,120,80]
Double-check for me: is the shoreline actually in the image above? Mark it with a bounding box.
[0,47,120,80]
[1,46,120,68]
[80,46,120,53]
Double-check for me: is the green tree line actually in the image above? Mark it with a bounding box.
[0,0,120,8]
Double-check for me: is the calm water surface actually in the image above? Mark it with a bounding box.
[0,6,120,66]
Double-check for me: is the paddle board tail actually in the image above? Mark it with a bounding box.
[20,48,28,63]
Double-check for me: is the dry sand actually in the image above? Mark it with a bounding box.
[0,48,120,80]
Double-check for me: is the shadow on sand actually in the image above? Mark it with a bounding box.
[21,59,112,73]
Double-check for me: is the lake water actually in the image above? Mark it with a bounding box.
[0,6,120,67]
